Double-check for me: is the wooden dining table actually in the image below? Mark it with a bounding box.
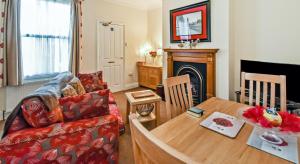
[151,97,300,164]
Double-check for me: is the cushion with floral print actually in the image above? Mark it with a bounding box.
[0,115,119,164]
[78,71,107,92]
[62,84,78,97]
[21,97,63,128]
[59,89,110,122]
[69,77,86,95]
[0,115,118,146]
[7,115,30,134]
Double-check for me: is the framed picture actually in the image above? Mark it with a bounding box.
[170,1,211,43]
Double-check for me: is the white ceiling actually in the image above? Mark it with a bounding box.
[103,0,162,10]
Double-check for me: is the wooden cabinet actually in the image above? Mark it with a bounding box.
[137,62,162,90]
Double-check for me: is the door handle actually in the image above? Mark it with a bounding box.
[108,61,115,64]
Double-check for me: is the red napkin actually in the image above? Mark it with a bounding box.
[243,106,300,132]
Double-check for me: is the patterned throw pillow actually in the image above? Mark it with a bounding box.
[78,71,106,93]
[7,115,29,134]
[21,98,63,128]
[59,89,110,122]
[69,77,86,95]
[62,84,78,97]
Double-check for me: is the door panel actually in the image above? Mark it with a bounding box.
[98,23,124,92]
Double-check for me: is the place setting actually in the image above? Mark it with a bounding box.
[196,104,300,163]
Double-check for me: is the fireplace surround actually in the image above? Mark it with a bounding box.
[164,48,219,103]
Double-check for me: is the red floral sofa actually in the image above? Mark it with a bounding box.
[0,72,125,164]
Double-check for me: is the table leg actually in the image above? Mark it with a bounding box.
[126,100,130,124]
[155,101,160,126]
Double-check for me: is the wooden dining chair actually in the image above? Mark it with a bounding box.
[129,114,197,164]
[163,74,193,120]
[240,72,287,111]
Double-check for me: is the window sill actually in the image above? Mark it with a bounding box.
[22,73,61,85]
[22,77,53,85]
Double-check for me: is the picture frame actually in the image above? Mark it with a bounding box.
[170,1,211,43]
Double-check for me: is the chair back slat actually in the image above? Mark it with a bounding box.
[240,72,287,111]
[180,83,189,109]
[177,85,185,113]
[270,83,276,108]
[255,81,261,105]
[263,82,268,107]
[249,80,254,106]
[173,85,181,113]
[164,75,194,119]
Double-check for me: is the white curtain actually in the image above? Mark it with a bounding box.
[20,0,72,80]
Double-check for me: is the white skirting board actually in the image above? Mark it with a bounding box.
[124,82,139,91]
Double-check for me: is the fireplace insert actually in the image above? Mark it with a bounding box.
[173,61,207,105]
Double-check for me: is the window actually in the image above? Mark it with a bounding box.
[20,0,72,82]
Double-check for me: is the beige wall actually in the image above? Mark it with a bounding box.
[148,8,162,49]
[229,0,300,100]
[82,0,148,85]
[163,0,230,99]
[147,7,163,66]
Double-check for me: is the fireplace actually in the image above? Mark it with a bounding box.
[238,60,300,114]
[164,48,219,104]
[174,62,207,104]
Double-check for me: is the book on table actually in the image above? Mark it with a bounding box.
[187,107,204,117]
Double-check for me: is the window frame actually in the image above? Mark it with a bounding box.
[19,0,72,84]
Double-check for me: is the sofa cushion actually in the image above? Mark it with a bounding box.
[78,71,106,92]
[69,77,86,95]
[21,98,63,128]
[0,115,119,164]
[7,116,30,134]
[59,89,110,122]
[62,84,78,97]
[0,115,118,146]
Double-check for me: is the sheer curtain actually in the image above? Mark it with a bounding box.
[20,0,72,81]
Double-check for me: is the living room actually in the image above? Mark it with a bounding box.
[0,0,299,163]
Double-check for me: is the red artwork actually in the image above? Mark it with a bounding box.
[170,1,211,43]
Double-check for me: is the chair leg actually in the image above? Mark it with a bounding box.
[126,100,130,124]
[155,102,160,126]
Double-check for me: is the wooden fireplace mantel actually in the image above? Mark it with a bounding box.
[164,48,219,98]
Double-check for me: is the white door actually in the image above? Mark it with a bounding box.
[98,22,125,92]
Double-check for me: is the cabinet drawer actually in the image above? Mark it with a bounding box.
[148,68,161,75]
